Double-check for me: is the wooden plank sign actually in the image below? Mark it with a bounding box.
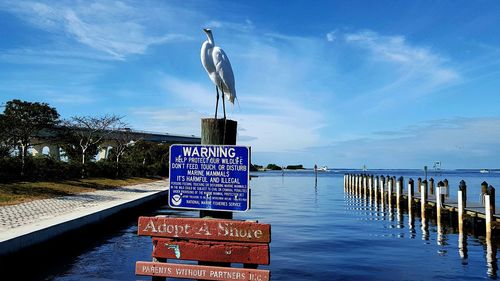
[138,217,271,243]
[136,261,270,281]
[152,238,270,265]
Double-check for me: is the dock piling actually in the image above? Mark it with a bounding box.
[421,180,428,215]
[481,181,488,206]
[429,178,434,196]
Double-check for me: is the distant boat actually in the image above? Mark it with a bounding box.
[480,169,490,174]
[318,166,329,172]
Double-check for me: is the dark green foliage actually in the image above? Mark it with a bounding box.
[0,99,172,181]
[1,99,59,149]
[0,99,60,176]
[286,164,304,170]
[266,163,282,170]
[250,164,263,171]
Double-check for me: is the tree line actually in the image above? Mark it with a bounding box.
[0,99,170,181]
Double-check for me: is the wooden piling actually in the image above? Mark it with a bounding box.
[396,176,403,210]
[438,180,445,205]
[481,181,488,206]
[486,194,493,239]
[417,178,422,194]
[198,118,238,275]
[363,175,368,198]
[429,178,434,196]
[356,174,361,196]
[436,182,442,229]
[488,185,495,214]
[200,118,237,220]
[388,176,393,206]
[369,175,373,198]
[421,180,428,215]
[444,179,449,198]
[380,176,385,204]
[374,176,379,202]
[408,178,414,211]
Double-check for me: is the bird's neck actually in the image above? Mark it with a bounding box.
[206,34,214,45]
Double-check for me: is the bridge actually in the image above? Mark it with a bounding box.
[28,127,201,161]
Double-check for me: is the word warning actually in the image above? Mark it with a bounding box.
[169,144,250,212]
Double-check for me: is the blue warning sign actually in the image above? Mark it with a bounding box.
[168,144,250,212]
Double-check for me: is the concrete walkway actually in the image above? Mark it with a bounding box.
[0,179,168,256]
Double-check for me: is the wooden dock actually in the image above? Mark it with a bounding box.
[344,173,499,278]
[343,174,499,237]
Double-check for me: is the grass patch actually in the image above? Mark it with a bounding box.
[0,177,159,206]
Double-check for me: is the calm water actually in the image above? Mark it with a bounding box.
[5,170,500,280]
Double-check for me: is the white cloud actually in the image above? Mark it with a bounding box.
[1,1,192,60]
[204,19,254,32]
[326,31,336,42]
[293,117,500,169]
[344,30,460,87]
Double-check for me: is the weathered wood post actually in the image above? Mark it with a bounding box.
[486,193,493,239]
[436,181,444,229]
[417,177,422,194]
[374,176,379,202]
[354,174,358,195]
[438,180,446,205]
[361,174,366,198]
[360,174,363,197]
[200,118,237,219]
[408,178,414,211]
[443,179,449,198]
[387,176,393,207]
[380,175,385,205]
[359,174,363,196]
[488,185,495,214]
[396,176,403,210]
[429,178,434,196]
[369,175,373,198]
[199,118,237,272]
[352,173,355,193]
[481,181,489,206]
[486,185,496,239]
[421,180,428,215]
[458,180,467,233]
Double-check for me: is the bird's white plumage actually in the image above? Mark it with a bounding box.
[201,29,236,104]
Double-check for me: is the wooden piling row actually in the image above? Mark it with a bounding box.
[343,173,498,236]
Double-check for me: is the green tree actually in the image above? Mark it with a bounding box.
[107,126,142,177]
[266,163,282,170]
[0,99,59,175]
[63,115,121,178]
[0,115,12,157]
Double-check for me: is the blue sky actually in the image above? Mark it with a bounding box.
[1,0,500,169]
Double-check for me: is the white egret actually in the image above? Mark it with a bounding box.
[200,28,236,119]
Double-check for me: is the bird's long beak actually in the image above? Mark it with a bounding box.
[203,28,211,33]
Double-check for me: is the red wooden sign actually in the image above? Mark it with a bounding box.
[152,238,270,265]
[136,261,270,281]
[138,217,271,243]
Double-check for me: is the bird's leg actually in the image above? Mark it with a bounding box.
[221,82,226,120]
[222,92,226,120]
[215,85,219,119]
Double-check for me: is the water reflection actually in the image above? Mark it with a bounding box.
[344,178,500,280]
[421,217,430,242]
[486,237,498,278]
[458,231,468,265]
